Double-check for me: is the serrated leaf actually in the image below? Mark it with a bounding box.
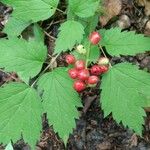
[139,89,150,106]
[84,14,99,35]
[99,28,150,56]
[54,20,85,53]
[0,37,47,83]
[88,45,100,63]
[37,67,82,144]
[0,82,42,149]
[5,142,13,150]
[71,51,86,61]
[1,0,59,37]
[101,63,150,134]
[68,0,99,18]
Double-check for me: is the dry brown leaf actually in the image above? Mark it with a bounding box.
[130,134,138,147]
[144,107,150,112]
[136,0,150,16]
[100,0,122,26]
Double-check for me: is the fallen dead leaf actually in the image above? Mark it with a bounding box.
[136,0,150,16]
[144,20,150,36]
[130,134,138,147]
[100,0,122,26]
[96,141,112,150]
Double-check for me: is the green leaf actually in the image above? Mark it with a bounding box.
[1,0,59,37]
[0,37,47,83]
[38,67,82,144]
[72,41,100,64]
[84,14,99,36]
[54,20,85,53]
[68,0,99,18]
[99,28,150,56]
[83,39,100,63]
[0,82,42,149]
[88,45,100,63]
[139,89,150,106]
[33,24,44,42]
[71,50,86,61]
[101,63,150,135]
[5,142,13,150]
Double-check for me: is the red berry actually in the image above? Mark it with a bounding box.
[65,54,75,64]
[99,65,108,73]
[87,76,99,85]
[78,69,90,81]
[73,80,86,92]
[90,65,101,76]
[89,31,101,45]
[68,68,78,79]
[75,60,85,70]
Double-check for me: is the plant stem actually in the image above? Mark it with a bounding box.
[98,44,107,58]
[31,53,60,87]
[56,8,66,14]
[98,44,112,68]
[85,42,92,68]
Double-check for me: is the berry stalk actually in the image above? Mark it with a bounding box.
[85,42,92,68]
[98,44,112,68]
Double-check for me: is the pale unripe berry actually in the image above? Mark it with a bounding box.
[76,44,86,55]
[98,57,109,65]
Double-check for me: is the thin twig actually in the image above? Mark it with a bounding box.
[44,31,56,40]
[31,53,60,87]
[98,44,112,68]
[56,8,66,14]
[52,19,65,25]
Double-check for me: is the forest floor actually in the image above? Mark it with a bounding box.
[0,0,150,150]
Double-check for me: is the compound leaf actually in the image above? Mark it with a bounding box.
[38,67,82,144]
[1,0,59,37]
[99,28,150,56]
[0,37,47,83]
[68,0,99,18]
[55,20,84,53]
[0,82,42,149]
[101,63,150,135]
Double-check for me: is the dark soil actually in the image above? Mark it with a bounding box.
[0,0,150,150]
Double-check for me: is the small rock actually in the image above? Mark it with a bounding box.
[117,15,131,29]
[140,56,150,69]
[144,20,150,36]
[130,134,138,147]
[90,120,98,126]
[136,0,150,16]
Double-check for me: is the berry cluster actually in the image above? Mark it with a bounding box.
[65,54,109,92]
[65,31,109,92]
